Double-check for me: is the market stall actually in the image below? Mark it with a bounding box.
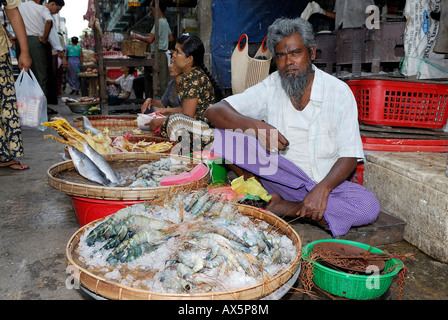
[90,0,161,115]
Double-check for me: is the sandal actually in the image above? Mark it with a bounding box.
[0,159,29,170]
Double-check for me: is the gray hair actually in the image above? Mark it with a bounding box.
[266,17,316,56]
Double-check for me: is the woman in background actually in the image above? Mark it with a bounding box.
[140,60,182,114]
[146,34,222,132]
[66,36,83,95]
[0,0,32,170]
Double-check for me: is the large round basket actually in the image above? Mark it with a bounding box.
[66,204,302,300]
[47,153,210,201]
[73,114,137,130]
[73,115,141,137]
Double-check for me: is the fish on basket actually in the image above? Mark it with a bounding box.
[67,143,121,187]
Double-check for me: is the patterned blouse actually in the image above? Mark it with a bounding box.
[178,67,216,123]
[160,67,216,150]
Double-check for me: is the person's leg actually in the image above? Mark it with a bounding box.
[25,37,48,97]
[212,128,380,237]
[0,53,28,170]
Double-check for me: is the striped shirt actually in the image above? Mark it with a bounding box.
[224,65,363,183]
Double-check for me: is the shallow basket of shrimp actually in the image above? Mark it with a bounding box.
[47,152,210,201]
[65,194,302,300]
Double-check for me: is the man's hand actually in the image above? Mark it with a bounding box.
[38,36,47,44]
[254,120,289,153]
[295,183,330,221]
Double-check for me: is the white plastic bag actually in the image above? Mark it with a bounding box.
[401,0,448,79]
[137,112,166,129]
[14,69,48,131]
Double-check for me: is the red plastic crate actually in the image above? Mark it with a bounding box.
[348,79,448,129]
[348,163,364,185]
[361,136,448,152]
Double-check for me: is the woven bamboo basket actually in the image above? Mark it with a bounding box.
[66,204,302,300]
[47,153,209,201]
[72,115,170,141]
[73,115,138,135]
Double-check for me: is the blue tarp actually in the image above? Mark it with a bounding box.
[210,0,307,89]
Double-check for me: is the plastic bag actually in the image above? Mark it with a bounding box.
[401,0,448,79]
[137,112,165,129]
[14,69,48,131]
[231,175,272,202]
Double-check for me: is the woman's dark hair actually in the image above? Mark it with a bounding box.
[128,66,136,74]
[177,35,222,101]
[71,36,78,45]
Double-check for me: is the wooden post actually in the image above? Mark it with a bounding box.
[93,0,107,115]
[153,0,160,97]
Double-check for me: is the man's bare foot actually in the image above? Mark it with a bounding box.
[265,194,302,217]
[266,193,329,228]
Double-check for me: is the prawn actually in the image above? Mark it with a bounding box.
[190,193,210,215]
[212,227,249,248]
[175,250,205,273]
[204,255,226,269]
[114,215,173,240]
[107,229,173,263]
[184,189,207,212]
[193,196,217,217]
[85,207,132,246]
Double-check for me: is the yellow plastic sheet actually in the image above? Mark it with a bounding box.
[231,176,271,202]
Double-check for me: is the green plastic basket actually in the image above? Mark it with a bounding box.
[302,239,404,300]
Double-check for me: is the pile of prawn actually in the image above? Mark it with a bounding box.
[77,189,296,294]
[129,157,191,187]
[42,117,173,154]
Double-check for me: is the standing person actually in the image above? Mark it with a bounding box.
[204,18,380,237]
[0,0,32,170]
[301,0,375,29]
[17,0,66,98]
[44,0,68,106]
[130,0,173,95]
[66,36,83,95]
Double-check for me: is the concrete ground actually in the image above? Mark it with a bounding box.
[1,93,447,300]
